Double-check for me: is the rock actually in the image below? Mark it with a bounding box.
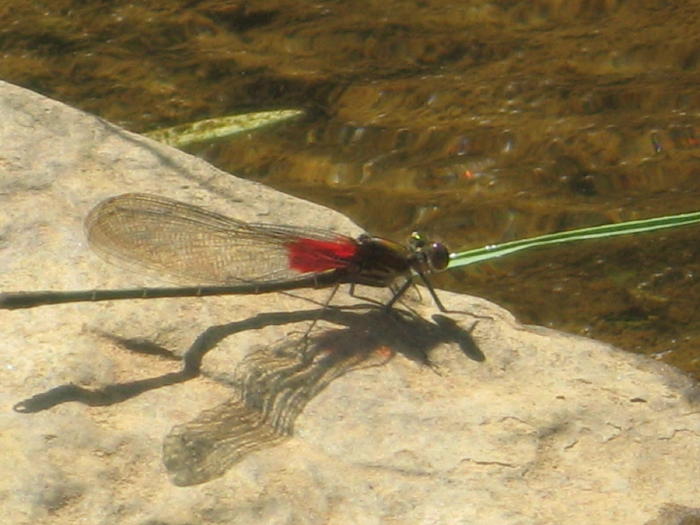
[0,81,698,525]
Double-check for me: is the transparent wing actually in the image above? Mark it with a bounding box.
[85,193,356,285]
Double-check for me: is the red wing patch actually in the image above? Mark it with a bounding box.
[286,237,358,273]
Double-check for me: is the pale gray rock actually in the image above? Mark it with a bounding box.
[0,80,698,525]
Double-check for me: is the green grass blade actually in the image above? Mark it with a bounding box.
[448,210,700,269]
[145,109,304,147]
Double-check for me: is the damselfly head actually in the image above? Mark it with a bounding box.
[409,232,450,273]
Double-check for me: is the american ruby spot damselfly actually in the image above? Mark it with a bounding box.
[0,193,450,311]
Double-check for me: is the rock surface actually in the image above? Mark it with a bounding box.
[0,81,698,525]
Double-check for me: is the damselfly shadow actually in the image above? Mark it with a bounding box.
[14,305,483,486]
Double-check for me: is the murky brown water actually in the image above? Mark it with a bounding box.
[2,0,699,378]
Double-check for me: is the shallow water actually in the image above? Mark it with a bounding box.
[2,0,699,377]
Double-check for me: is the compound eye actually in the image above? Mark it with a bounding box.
[428,242,450,271]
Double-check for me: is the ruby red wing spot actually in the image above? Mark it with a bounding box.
[286,237,359,273]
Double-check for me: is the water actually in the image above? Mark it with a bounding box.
[1,0,698,377]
